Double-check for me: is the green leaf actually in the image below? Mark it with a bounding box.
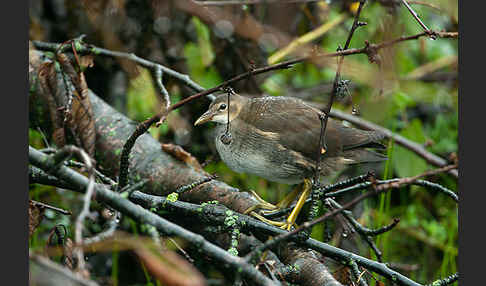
[393,91,416,112]
[192,17,215,67]
[392,119,428,177]
[183,43,222,89]
[291,64,321,88]
[126,68,158,121]
[261,73,287,96]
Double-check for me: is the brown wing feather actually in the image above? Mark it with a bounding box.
[241,96,384,162]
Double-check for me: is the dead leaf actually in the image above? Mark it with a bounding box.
[30,254,99,286]
[332,266,352,286]
[29,200,44,237]
[68,90,96,157]
[38,62,66,148]
[54,53,96,157]
[135,247,206,286]
[161,143,203,170]
[80,55,94,69]
[63,238,74,270]
[43,232,206,286]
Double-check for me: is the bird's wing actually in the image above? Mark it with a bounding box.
[243,97,385,162]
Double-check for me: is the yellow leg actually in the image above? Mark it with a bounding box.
[283,179,312,231]
[244,180,311,230]
[243,190,278,215]
[275,186,303,209]
[249,211,287,227]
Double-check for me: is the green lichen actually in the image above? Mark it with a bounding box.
[120,192,129,199]
[91,47,100,55]
[114,149,122,156]
[166,192,179,202]
[292,264,301,271]
[228,247,239,256]
[54,61,61,72]
[74,40,83,52]
[224,213,238,227]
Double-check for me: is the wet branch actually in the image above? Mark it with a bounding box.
[29,146,279,286]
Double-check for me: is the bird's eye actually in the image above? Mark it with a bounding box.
[219,103,227,110]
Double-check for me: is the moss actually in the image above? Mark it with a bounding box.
[166,192,178,202]
[224,214,238,227]
[228,247,239,256]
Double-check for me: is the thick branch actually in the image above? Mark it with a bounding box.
[29,146,278,286]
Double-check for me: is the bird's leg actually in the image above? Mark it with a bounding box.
[244,190,298,228]
[244,182,311,230]
[282,178,312,231]
[248,211,287,227]
[258,186,302,215]
[243,190,278,215]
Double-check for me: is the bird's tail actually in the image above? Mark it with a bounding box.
[342,149,387,164]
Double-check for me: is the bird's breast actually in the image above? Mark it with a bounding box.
[213,124,305,184]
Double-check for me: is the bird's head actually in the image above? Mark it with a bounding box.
[194,93,247,126]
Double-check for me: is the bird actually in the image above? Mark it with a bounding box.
[194,92,386,230]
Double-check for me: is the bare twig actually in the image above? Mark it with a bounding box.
[374,164,457,192]
[30,200,72,215]
[65,160,117,187]
[30,253,99,286]
[327,198,400,262]
[71,148,95,275]
[35,145,95,275]
[401,0,435,38]
[349,259,368,286]
[174,175,217,194]
[84,212,120,245]
[315,0,366,183]
[29,146,279,286]
[407,1,442,12]
[129,191,423,286]
[426,273,458,286]
[245,164,456,266]
[32,39,215,101]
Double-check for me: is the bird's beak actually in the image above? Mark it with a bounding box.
[194,110,214,126]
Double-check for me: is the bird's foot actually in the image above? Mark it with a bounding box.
[248,211,297,230]
[244,190,279,214]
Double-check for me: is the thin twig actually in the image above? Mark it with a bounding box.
[71,148,95,274]
[128,190,423,286]
[426,273,458,286]
[84,212,120,245]
[401,0,435,38]
[350,259,369,286]
[174,175,217,194]
[30,200,72,215]
[29,146,279,286]
[315,0,366,183]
